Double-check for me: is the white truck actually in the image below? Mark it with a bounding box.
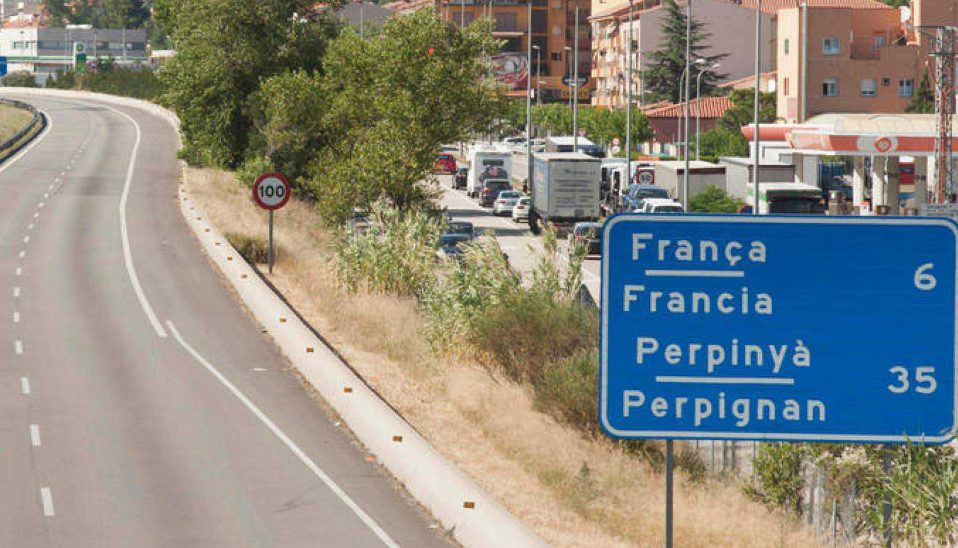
[529,152,601,234]
[467,146,512,198]
[745,182,825,214]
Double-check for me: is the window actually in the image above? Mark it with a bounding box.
[823,37,840,55]
[551,52,561,61]
[882,77,892,86]
[823,78,839,97]
[494,13,517,32]
[531,9,547,33]
[860,79,877,97]
[784,38,790,55]
[873,35,885,50]
[899,79,915,97]
[783,77,789,96]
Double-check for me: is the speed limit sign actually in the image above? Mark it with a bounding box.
[252,172,291,210]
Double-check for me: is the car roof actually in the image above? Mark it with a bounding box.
[645,198,681,206]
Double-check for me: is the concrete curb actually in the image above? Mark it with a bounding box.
[6,89,547,548]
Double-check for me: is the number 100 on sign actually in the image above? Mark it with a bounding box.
[253,172,291,210]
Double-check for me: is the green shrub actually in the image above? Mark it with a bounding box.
[472,292,596,384]
[336,204,442,298]
[675,445,708,483]
[2,71,37,88]
[747,442,805,513]
[689,185,744,213]
[225,232,271,264]
[534,350,598,431]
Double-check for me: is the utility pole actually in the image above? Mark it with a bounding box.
[931,27,957,203]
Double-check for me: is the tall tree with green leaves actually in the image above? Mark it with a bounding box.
[640,0,727,103]
[43,0,150,27]
[906,71,935,114]
[697,88,776,159]
[307,9,504,224]
[156,0,339,167]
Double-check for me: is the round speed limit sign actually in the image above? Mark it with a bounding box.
[253,172,291,210]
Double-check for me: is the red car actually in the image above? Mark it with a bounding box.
[435,154,457,174]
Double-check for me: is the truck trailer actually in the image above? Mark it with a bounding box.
[467,146,512,198]
[529,152,601,234]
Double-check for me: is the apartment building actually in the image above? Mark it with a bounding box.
[440,0,592,101]
[590,0,775,109]
[777,0,958,123]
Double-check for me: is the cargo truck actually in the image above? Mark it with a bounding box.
[467,146,512,198]
[529,152,601,235]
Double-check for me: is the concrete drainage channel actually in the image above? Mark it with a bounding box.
[5,89,546,548]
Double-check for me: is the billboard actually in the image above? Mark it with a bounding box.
[490,52,528,90]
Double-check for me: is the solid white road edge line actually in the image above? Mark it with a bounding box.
[0,110,52,179]
[39,487,53,517]
[107,106,167,339]
[164,320,400,548]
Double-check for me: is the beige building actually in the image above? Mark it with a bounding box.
[776,0,958,123]
[590,0,776,109]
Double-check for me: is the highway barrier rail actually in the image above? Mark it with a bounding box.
[0,98,45,163]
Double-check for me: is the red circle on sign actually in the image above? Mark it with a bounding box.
[252,172,292,210]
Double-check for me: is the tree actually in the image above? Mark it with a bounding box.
[640,0,727,103]
[156,0,338,167]
[906,71,935,114]
[698,88,776,159]
[689,184,743,213]
[307,10,503,224]
[43,0,150,28]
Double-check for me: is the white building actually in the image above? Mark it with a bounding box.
[0,27,148,83]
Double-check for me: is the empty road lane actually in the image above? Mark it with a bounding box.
[0,93,449,547]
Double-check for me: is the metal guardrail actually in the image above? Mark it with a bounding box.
[0,98,45,163]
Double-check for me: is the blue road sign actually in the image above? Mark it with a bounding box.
[0,57,8,77]
[600,215,958,444]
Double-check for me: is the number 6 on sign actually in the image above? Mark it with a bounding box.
[915,263,937,291]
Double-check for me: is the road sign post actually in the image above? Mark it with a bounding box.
[73,42,87,73]
[252,172,292,274]
[601,215,958,544]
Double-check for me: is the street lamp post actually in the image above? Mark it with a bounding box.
[565,45,573,112]
[682,0,692,211]
[752,0,762,216]
[532,45,541,106]
[695,61,719,161]
[573,0,580,149]
[626,0,634,190]
[677,67,689,160]
[526,0,533,192]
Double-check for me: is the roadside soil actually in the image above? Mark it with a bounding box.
[183,166,818,547]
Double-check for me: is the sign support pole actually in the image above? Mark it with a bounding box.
[665,439,674,548]
[268,209,274,274]
[882,446,893,548]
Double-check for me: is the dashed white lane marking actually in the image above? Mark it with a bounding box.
[20,377,30,395]
[15,267,22,276]
[22,236,29,244]
[18,251,25,259]
[13,311,20,323]
[15,340,23,355]
[40,487,54,517]
[13,287,20,298]
[32,212,39,219]
[26,223,33,231]
[109,107,167,338]
[166,321,399,548]
[29,424,40,447]
[37,202,43,209]
[42,193,48,199]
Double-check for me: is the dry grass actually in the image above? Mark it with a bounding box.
[183,166,819,548]
[0,103,35,142]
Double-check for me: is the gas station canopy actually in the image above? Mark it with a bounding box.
[742,113,958,157]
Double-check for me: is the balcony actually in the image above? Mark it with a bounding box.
[850,31,903,61]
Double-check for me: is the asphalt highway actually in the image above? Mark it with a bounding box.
[0,93,450,547]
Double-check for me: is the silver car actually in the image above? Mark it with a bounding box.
[493,190,524,216]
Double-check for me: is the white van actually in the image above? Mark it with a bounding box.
[467,146,512,198]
